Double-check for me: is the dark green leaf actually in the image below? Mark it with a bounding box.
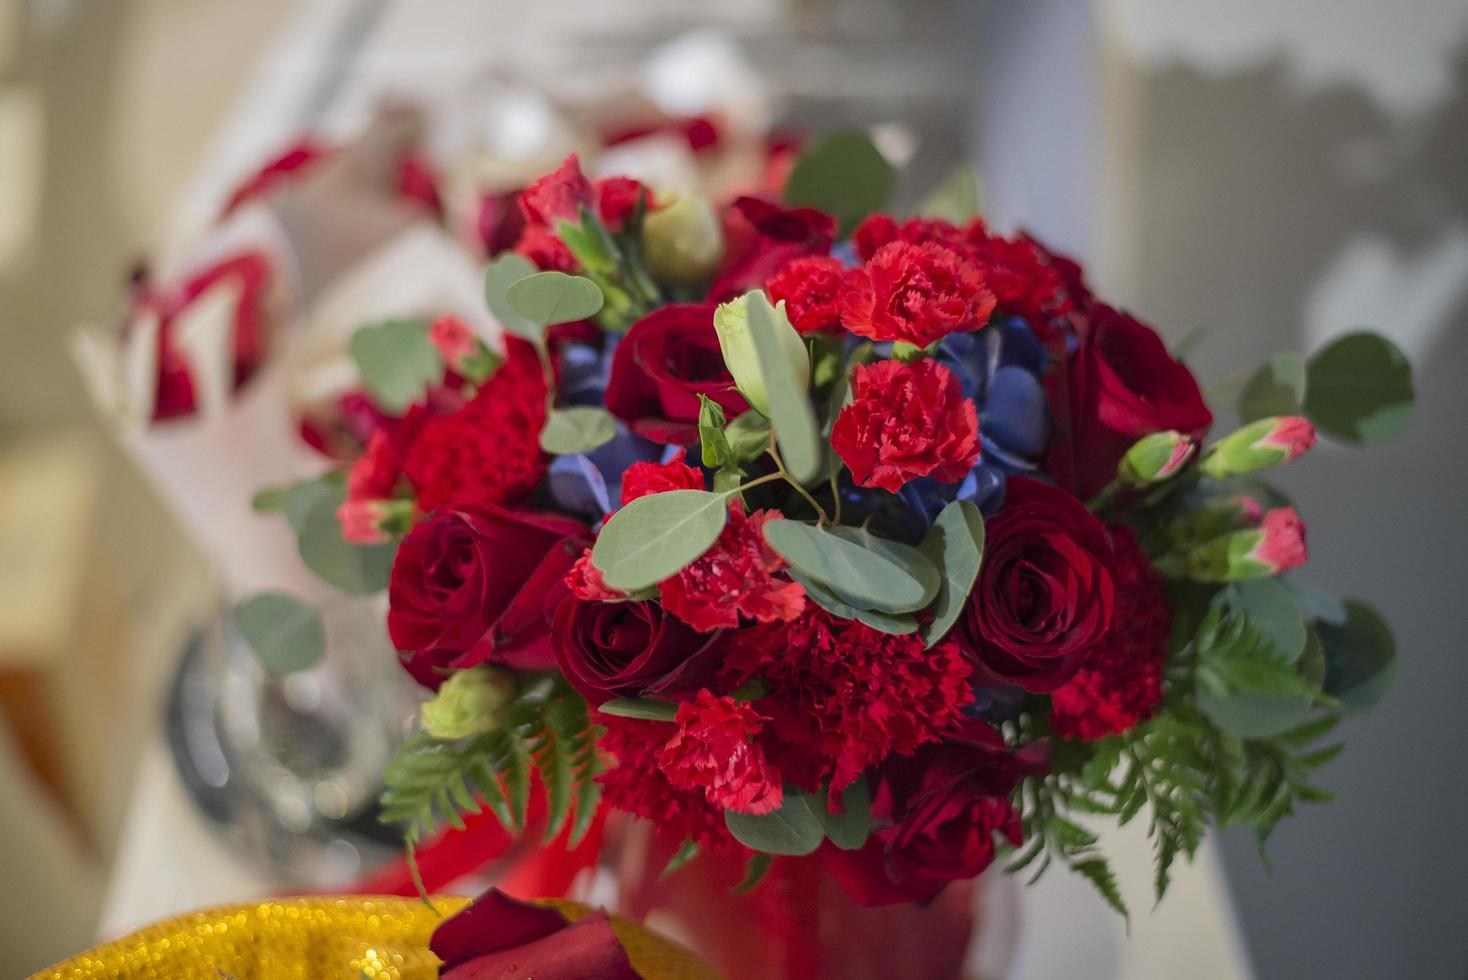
[725,793,824,856]
[747,292,821,483]
[916,163,981,223]
[294,481,395,594]
[1304,331,1414,445]
[734,853,772,893]
[1237,353,1306,423]
[724,411,772,462]
[660,839,701,879]
[235,591,324,674]
[591,490,728,592]
[764,519,935,614]
[1226,579,1306,661]
[1318,599,1397,711]
[349,319,442,414]
[784,130,894,237]
[918,500,986,646]
[507,271,604,327]
[540,406,617,455]
[816,779,872,850]
[483,253,541,341]
[597,697,679,722]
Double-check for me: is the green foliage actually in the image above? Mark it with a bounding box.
[918,500,986,647]
[507,271,605,327]
[746,292,822,483]
[1318,599,1397,711]
[483,253,541,341]
[734,853,773,893]
[814,778,872,851]
[591,489,729,592]
[660,839,701,879]
[764,519,938,615]
[784,130,894,237]
[234,591,324,674]
[540,406,617,455]
[915,163,981,223]
[724,792,825,856]
[349,319,441,413]
[1304,331,1414,445]
[597,697,679,722]
[1237,353,1306,423]
[1192,606,1325,738]
[294,479,396,594]
[379,685,603,859]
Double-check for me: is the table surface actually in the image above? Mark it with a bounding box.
[98,2,1255,976]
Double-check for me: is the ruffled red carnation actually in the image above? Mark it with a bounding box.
[657,690,783,815]
[720,608,974,793]
[659,505,806,632]
[765,255,849,335]
[565,548,624,601]
[961,223,1074,341]
[520,154,596,227]
[841,241,996,347]
[1049,527,1167,741]
[597,715,744,854]
[620,449,706,505]
[594,176,646,234]
[851,215,968,262]
[402,338,547,510]
[831,359,981,493]
[515,224,578,272]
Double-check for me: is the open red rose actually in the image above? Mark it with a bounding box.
[1052,304,1213,499]
[831,359,981,492]
[432,888,638,980]
[841,240,996,347]
[604,303,749,443]
[388,505,590,688]
[708,196,836,301]
[553,596,726,706]
[955,477,1116,692]
[821,719,1042,906]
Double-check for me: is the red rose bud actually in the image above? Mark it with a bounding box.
[426,313,500,384]
[1185,506,1308,580]
[519,153,596,227]
[1199,416,1317,479]
[1118,430,1195,485]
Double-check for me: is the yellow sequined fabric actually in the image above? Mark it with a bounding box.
[33,896,723,980]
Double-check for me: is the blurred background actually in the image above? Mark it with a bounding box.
[0,1,1463,976]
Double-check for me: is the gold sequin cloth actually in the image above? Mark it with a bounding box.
[32,896,723,979]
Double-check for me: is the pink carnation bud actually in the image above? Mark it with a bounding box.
[519,153,595,227]
[338,499,390,544]
[1252,506,1308,573]
[428,314,478,371]
[1258,416,1317,463]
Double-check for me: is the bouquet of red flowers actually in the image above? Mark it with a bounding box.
[247,134,1410,928]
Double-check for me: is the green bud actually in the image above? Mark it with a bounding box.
[641,192,725,288]
[1199,416,1317,479]
[1118,430,1195,485]
[420,666,516,740]
[712,293,809,416]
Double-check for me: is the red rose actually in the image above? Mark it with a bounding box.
[765,255,849,334]
[708,196,836,301]
[1053,304,1213,499]
[388,505,590,688]
[956,477,1116,692]
[432,888,638,980]
[831,359,981,492]
[821,719,1041,906]
[552,596,725,706]
[841,240,997,347]
[604,303,749,444]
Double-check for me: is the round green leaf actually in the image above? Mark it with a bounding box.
[295,484,396,594]
[236,591,324,675]
[1226,578,1306,662]
[747,292,821,483]
[1197,688,1312,740]
[817,779,872,851]
[765,520,935,614]
[540,407,617,455]
[1318,599,1397,711]
[1237,352,1306,423]
[591,490,728,592]
[483,253,541,341]
[507,271,605,327]
[1304,332,1414,445]
[919,500,986,647]
[725,793,824,856]
[784,130,894,237]
[349,319,441,414]
[916,163,980,223]
[829,526,941,607]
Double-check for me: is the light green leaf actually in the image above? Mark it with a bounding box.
[697,395,734,469]
[764,519,935,614]
[1304,331,1414,445]
[507,271,604,327]
[349,319,442,414]
[829,525,942,609]
[295,481,395,594]
[725,793,824,856]
[597,697,679,722]
[816,779,872,850]
[540,406,617,455]
[1318,599,1397,711]
[784,130,893,237]
[483,253,541,342]
[235,591,324,674]
[747,292,821,483]
[919,500,986,647]
[1226,578,1306,662]
[724,411,772,462]
[916,163,981,223]
[854,608,919,634]
[1237,353,1306,423]
[591,490,728,592]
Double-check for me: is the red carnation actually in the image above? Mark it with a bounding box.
[565,548,624,601]
[594,175,646,234]
[962,225,1077,340]
[841,240,996,347]
[520,153,596,227]
[831,359,981,493]
[708,196,836,301]
[851,214,968,262]
[620,448,706,505]
[765,256,849,334]
[658,690,783,815]
[1050,527,1167,741]
[403,338,547,511]
[516,224,578,272]
[659,505,805,632]
[720,607,974,793]
[598,715,744,854]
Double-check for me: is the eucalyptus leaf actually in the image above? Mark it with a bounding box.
[786,568,866,621]
[540,406,617,455]
[597,697,679,722]
[1281,577,1349,626]
[1196,688,1312,739]
[764,520,934,614]
[828,525,941,608]
[483,253,541,341]
[236,591,324,675]
[1304,332,1414,446]
[1318,599,1397,711]
[1237,352,1306,423]
[1225,578,1306,662]
[348,319,441,414]
[919,500,986,647]
[507,271,604,327]
[854,608,919,634]
[592,490,728,592]
[724,411,772,462]
[784,130,893,237]
[697,395,735,469]
[747,292,822,483]
[916,163,981,223]
[816,779,872,850]
[295,482,396,594]
[725,793,825,856]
